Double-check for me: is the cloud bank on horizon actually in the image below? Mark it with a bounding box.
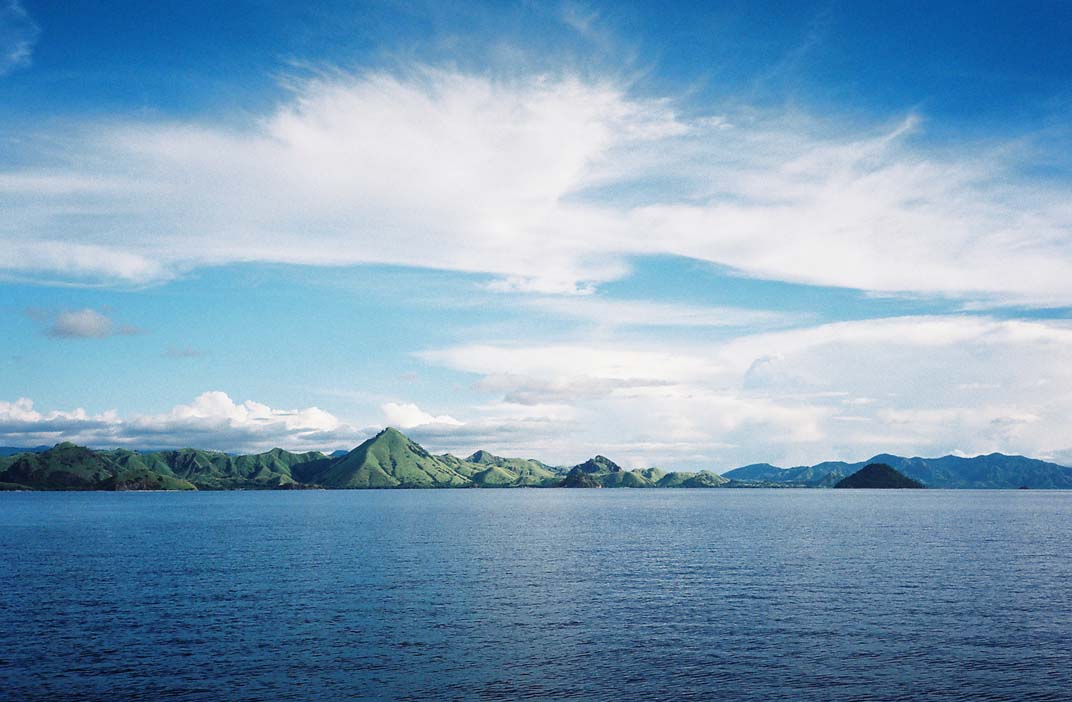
[1,1,1071,467]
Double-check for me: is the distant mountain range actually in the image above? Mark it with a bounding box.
[721,452,1072,489]
[1,428,1070,491]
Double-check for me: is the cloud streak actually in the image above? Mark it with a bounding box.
[1,67,1069,304]
[0,0,38,76]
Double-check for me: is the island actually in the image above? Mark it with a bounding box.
[834,463,925,489]
[2,427,1071,491]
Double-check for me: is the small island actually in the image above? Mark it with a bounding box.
[834,463,925,489]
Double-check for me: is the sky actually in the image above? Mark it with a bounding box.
[2,0,1072,469]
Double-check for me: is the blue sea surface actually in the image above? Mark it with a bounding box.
[1,489,1070,701]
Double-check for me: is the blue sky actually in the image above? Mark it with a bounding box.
[2,0,1072,468]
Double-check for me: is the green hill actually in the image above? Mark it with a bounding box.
[302,427,469,488]
[100,467,196,491]
[835,463,925,489]
[653,470,727,487]
[124,446,328,489]
[680,471,730,488]
[559,472,603,488]
[461,450,561,486]
[558,457,728,488]
[4,434,1069,491]
[600,469,656,487]
[468,464,519,486]
[0,443,195,491]
[571,455,622,474]
[0,442,118,489]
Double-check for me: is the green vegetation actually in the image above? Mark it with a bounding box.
[559,458,727,488]
[1,430,1069,491]
[1,442,116,489]
[302,428,468,488]
[459,450,560,486]
[834,463,925,489]
[559,472,603,488]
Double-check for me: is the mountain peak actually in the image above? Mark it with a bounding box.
[466,450,500,464]
[572,455,622,474]
[306,427,463,488]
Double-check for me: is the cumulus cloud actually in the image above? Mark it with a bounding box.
[416,315,1072,467]
[381,401,462,429]
[2,67,1069,303]
[33,308,140,339]
[0,392,549,460]
[6,313,1072,468]
[0,392,358,453]
[0,0,38,76]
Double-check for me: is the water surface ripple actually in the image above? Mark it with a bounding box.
[1,489,1069,701]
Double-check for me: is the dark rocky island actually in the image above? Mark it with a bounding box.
[834,463,925,489]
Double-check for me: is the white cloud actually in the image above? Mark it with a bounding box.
[2,67,1069,304]
[416,315,1072,467]
[0,392,356,453]
[0,241,168,284]
[38,308,140,339]
[6,314,1072,468]
[381,401,462,429]
[0,0,38,76]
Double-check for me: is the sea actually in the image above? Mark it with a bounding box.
[1,489,1069,701]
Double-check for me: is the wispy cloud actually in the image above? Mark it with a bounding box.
[2,66,1068,304]
[0,0,38,77]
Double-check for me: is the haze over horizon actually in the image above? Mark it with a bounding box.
[2,1,1072,469]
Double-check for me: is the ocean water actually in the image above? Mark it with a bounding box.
[1,489,1069,701]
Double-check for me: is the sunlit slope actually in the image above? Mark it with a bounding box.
[559,456,728,488]
[462,450,561,486]
[304,428,470,488]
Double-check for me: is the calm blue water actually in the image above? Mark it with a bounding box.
[1,489,1070,701]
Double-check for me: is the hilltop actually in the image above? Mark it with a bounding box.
[558,457,727,488]
[834,463,925,489]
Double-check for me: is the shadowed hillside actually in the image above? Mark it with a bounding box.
[834,463,925,489]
